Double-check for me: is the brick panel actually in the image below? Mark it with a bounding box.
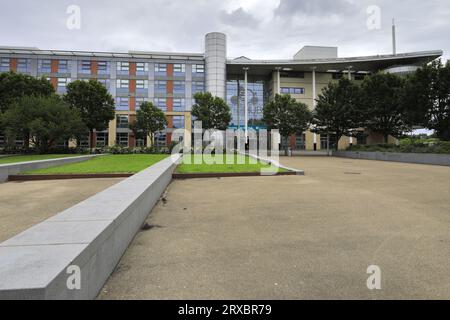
[10,58,17,72]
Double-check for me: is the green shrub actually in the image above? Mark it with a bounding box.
[101,145,171,155]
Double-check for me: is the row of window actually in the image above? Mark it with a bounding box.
[0,58,205,76]
[280,87,305,95]
[116,115,185,129]
[49,78,204,95]
[115,97,188,112]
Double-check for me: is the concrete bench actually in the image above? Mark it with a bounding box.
[0,154,181,299]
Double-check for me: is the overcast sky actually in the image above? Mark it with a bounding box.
[1,0,448,61]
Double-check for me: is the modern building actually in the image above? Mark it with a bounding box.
[0,32,443,151]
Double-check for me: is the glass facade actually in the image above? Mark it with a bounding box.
[226,76,267,128]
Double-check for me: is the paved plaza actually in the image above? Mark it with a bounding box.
[98,157,450,299]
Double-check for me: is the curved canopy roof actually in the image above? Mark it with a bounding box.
[227,50,443,75]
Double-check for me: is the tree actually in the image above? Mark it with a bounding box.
[403,60,450,141]
[361,72,409,143]
[64,80,115,148]
[313,78,363,150]
[263,94,312,155]
[0,72,54,114]
[132,101,167,146]
[192,92,231,130]
[2,96,87,154]
[0,72,55,146]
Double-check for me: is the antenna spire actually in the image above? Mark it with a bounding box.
[392,18,397,55]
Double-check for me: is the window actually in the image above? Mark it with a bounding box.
[280,87,305,95]
[38,59,51,73]
[320,134,337,150]
[192,81,205,94]
[57,78,71,93]
[116,115,129,129]
[136,135,147,147]
[174,63,185,74]
[354,73,366,81]
[295,134,306,150]
[17,59,30,73]
[172,116,185,129]
[58,60,70,73]
[155,98,167,111]
[0,58,10,72]
[332,73,343,80]
[173,81,185,94]
[116,133,129,147]
[155,63,167,74]
[136,80,149,89]
[192,64,204,74]
[136,62,148,74]
[97,61,109,74]
[155,133,167,147]
[117,61,129,74]
[79,60,91,74]
[116,79,129,94]
[116,97,129,111]
[97,79,110,90]
[155,81,167,94]
[96,132,108,147]
[173,98,185,112]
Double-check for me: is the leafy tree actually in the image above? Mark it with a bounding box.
[0,72,54,146]
[132,102,167,146]
[0,72,54,114]
[313,78,363,150]
[403,60,450,141]
[64,80,115,148]
[361,72,409,143]
[192,92,231,130]
[263,94,312,155]
[2,96,87,154]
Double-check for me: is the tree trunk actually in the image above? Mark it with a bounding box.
[89,130,95,153]
[23,131,30,149]
[384,134,389,144]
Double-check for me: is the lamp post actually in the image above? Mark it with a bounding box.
[243,67,249,140]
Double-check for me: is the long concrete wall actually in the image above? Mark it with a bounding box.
[333,151,450,166]
[0,155,100,183]
[0,154,181,300]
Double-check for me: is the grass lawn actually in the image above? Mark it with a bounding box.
[0,154,81,165]
[22,154,169,175]
[176,154,287,174]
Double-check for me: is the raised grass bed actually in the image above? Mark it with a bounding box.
[174,154,296,179]
[16,154,169,180]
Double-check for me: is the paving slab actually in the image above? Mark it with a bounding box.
[0,178,124,243]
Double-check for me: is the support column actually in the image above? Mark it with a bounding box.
[243,67,249,139]
[347,66,353,80]
[312,67,317,151]
[275,67,281,95]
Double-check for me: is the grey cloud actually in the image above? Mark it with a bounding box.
[275,0,357,17]
[0,0,448,61]
[220,7,260,28]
